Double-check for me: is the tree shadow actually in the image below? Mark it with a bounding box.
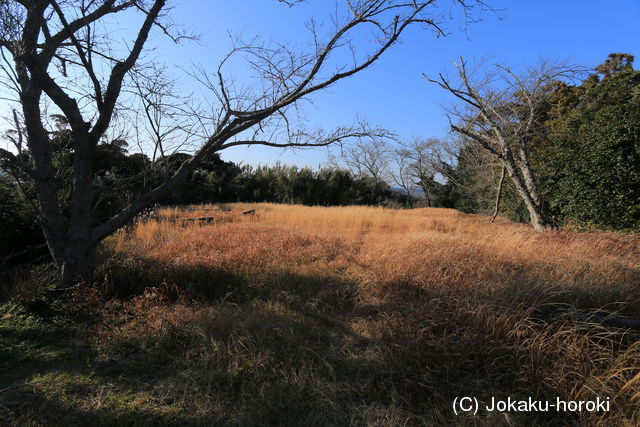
[2,252,637,426]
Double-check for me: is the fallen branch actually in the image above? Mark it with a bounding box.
[578,312,640,331]
[169,216,220,224]
[532,307,640,332]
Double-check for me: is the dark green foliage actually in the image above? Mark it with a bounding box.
[0,175,42,256]
[543,59,640,230]
[448,53,640,230]
[218,163,394,206]
[90,149,396,209]
[1,122,398,259]
[445,143,528,222]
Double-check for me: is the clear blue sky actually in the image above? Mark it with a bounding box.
[4,1,640,168]
[165,0,638,168]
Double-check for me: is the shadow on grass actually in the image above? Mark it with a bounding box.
[1,260,382,425]
[1,253,638,426]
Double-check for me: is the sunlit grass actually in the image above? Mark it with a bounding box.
[3,203,639,425]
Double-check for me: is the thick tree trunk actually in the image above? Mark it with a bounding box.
[39,141,199,288]
[59,242,98,286]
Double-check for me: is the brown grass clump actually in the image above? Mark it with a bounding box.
[2,203,639,425]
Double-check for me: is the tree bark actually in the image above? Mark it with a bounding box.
[419,181,432,207]
[60,242,98,286]
[502,157,550,231]
[488,165,505,223]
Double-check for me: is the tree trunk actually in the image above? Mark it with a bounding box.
[420,182,431,207]
[59,242,98,286]
[518,145,541,205]
[522,197,550,232]
[489,165,505,223]
[502,157,551,232]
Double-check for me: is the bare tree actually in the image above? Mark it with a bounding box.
[392,146,416,207]
[427,58,580,231]
[130,64,195,166]
[488,164,505,222]
[334,138,446,207]
[399,138,445,206]
[331,137,393,182]
[0,1,487,284]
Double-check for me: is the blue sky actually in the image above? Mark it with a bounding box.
[4,1,640,168]
[166,0,639,168]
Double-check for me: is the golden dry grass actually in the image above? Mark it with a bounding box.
[2,203,640,425]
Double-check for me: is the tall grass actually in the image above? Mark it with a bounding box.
[3,203,639,425]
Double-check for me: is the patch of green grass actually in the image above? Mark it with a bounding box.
[0,299,201,425]
[0,302,80,384]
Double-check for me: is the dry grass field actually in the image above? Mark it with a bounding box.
[2,203,640,425]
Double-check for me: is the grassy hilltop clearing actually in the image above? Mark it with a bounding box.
[2,1,639,426]
[1,204,639,425]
